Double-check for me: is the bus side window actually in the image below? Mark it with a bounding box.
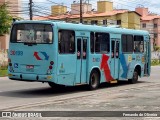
[122,34,133,53]
[95,33,100,53]
[59,30,75,54]
[95,32,110,53]
[69,32,75,52]
[90,32,94,53]
[100,33,110,53]
[134,36,144,53]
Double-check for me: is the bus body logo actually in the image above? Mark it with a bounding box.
[14,63,18,68]
[34,52,49,60]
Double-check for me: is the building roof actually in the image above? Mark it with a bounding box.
[141,15,160,21]
[33,9,129,20]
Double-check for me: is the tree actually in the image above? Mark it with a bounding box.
[0,3,13,36]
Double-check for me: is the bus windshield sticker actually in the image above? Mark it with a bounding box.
[93,58,100,62]
[128,55,132,62]
[136,55,141,61]
[142,56,145,63]
[59,63,65,73]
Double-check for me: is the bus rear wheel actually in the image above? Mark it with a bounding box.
[89,70,100,90]
[128,70,138,84]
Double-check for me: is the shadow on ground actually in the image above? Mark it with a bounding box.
[0,80,149,98]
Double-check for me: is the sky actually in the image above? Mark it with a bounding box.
[21,0,160,19]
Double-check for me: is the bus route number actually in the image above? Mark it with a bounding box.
[10,50,23,56]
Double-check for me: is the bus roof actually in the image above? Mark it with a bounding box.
[13,20,149,36]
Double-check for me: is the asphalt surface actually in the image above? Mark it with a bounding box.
[0,66,160,120]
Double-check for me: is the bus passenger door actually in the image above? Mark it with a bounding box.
[144,40,150,76]
[111,39,120,79]
[76,38,87,84]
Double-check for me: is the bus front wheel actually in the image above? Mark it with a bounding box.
[89,70,100,90]
[128,70,138,84]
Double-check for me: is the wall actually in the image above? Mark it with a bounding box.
[128,12,140,29]
[116,12,128,28]
[71,3,92,14]
[135,7,148,16]
[51,5,67,16]
[97,1,113,13]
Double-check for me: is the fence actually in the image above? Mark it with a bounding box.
[151,52,160,59]
[0,49,8,67]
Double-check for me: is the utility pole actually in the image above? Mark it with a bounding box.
[29,0,33,20]
[80,0,83,23]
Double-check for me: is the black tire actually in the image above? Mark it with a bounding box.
[128,70,138,84]
[89,70,100,90]
[48,82,65,89]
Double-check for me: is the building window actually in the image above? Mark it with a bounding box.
[154,33,158,38]
[117,20,121,25]
[91,20,98,25]
[154,24,157,28]
[142,23,146,28]
[103,20,107,25]
[84,21,88,24]
[58,30,75,54]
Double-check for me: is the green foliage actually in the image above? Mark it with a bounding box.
[0,3,13,36]
[154,46,160,51]
[151,59,160,66]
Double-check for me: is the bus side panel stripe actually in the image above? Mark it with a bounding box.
[100,54,113,82]
[120,54,128,78]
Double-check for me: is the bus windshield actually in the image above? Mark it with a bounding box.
[10,23,53,44]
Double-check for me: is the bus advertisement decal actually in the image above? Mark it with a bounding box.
[120,54,128,78]
[100,54,113,82]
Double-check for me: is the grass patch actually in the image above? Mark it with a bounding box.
[0,69,8,77]
[151,59,160,66]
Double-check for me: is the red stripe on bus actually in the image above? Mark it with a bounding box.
[100,54,113,82]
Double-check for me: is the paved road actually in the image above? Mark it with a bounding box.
[0,66,160,119]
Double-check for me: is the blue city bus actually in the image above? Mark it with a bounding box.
[8,20,151,90]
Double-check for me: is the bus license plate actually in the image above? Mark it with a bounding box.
[26,65,34,72]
